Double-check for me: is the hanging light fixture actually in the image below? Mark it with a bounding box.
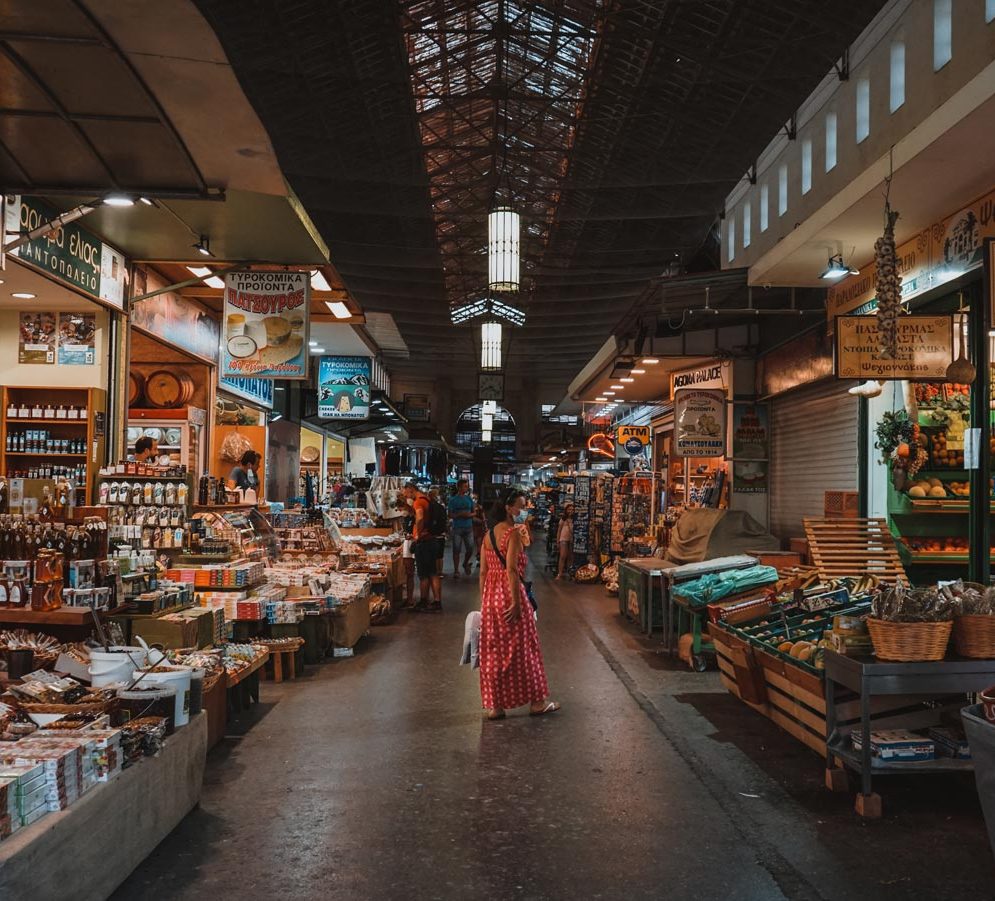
[481,321,502,370]
[481,412,494,432]
[488,207,520,292]
[481,400,497,415]
[481,429,492,443]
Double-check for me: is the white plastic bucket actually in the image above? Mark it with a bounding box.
[136,665,193,727]
[89,646,148,687]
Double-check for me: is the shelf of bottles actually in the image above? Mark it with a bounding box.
[1,386,106,505]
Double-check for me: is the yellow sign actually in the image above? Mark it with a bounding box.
[835,315,954,380]
[615,425,650,461]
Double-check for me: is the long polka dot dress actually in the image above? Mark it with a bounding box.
[479,526,549,710]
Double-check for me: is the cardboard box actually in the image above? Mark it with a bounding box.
[132,615,199,650]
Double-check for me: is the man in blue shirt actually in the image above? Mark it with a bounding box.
[447,479,475,577]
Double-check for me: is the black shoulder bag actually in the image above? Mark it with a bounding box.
[489,526,538,613]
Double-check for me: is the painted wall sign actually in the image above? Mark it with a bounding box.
[318,355,372,419]
[4,195,128,310]
[222,270,310,379]
[674,388,726,457]
[835,314,954,380]
[669,360,731,399]
[131,265,220,364]
[827,185,995,330]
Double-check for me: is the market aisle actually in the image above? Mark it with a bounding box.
[114,548,793,901]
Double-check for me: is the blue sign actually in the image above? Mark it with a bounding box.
[318,356,371,420]
[219,374,274,410]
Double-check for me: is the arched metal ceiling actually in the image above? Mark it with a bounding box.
[195,0,888,384]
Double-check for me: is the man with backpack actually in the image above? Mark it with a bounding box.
[403,481,445,612]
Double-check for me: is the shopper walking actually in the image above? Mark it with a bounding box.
[478,489,559,720]
[448,479,475,577]
[403,481,442,611]
[555,502,575,580]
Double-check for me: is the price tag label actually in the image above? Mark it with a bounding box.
[964,428,982,470]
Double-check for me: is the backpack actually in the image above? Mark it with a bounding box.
[426,499,448,536]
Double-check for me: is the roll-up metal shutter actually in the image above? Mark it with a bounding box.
[770,378,858,542]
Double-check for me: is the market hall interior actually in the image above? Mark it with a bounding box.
[0,1,994,899]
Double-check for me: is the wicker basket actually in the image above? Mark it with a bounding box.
[953,615,995,659]
[867,617,953,661]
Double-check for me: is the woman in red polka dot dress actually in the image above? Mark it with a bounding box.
[478,489,560,721]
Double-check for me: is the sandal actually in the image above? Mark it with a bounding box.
[529,700,561,717]
[486,710,506,721]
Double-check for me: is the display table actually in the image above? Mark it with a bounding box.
[0,713,208,901]
[226,652,269,713]
[824,651,995,817]
[329,599,370,650]
[0,607,109,643]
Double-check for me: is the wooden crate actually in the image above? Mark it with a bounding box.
[803,517,906,584]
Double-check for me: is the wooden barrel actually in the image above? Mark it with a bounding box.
[128,371,145,408]
[144,369,195,408]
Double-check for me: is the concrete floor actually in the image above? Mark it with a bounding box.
[114,547,995,901]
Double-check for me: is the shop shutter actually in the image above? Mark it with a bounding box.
[770,378,858,542]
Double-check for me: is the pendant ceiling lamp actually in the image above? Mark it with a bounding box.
[488,206,520,292]
[481,320,502,370]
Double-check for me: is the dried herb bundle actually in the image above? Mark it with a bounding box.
[871,585,957,622]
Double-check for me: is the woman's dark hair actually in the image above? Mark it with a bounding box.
[240,450,258,467]
[488,489,526,527]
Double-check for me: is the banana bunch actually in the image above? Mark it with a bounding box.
[874,205,902,359]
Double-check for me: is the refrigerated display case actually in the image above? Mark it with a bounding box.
[129,407,207,476]
[191,507,280,561]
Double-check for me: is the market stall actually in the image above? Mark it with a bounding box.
[709,573,995,816]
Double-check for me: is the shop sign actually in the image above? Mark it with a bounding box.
[669,360,730,399]
[222,270,310,379]
[731,403,769,460]
[835,314,954,380]
[18,311,56,364]
[317,355,371,420]
[733,461,768,494]
[4,195,127,310]
[674,388,726,457]
[218,375,274,410]
[131,265,220,364]
[614,425,650,462]
[404,393,431,422]
[827,186,995,331]
[57,312,96,365]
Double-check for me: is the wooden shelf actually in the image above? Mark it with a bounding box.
[4,418,87,425]
[6,452,85,458]
[0,607,107,626]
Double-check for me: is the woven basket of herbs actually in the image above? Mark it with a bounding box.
[945,581,995,658]
[867,585,955,661]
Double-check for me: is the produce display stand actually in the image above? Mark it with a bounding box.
[710,619,944,760]
[803,517,907,584]
[670,592,715,672]
[0,714,208,901]
[823,650,995,817]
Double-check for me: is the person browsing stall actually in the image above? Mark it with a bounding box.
[134,435,159,463]
[228,450,260,492]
